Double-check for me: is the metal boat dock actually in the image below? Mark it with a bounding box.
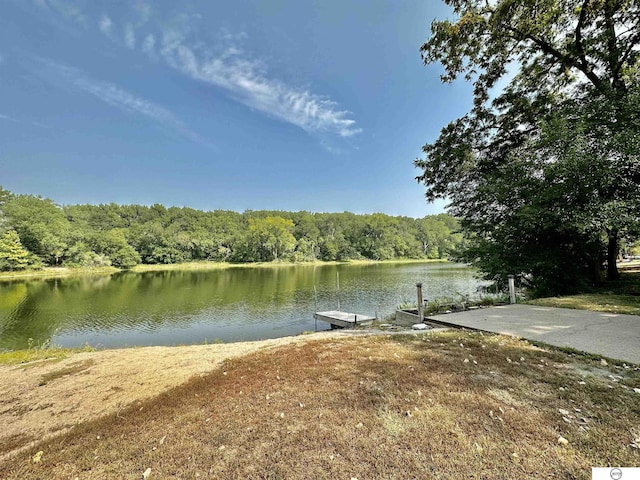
[314,310,375,329]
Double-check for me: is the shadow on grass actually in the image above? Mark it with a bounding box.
[529,267,640,316]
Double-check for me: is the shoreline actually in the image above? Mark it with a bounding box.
[0,258,448,282]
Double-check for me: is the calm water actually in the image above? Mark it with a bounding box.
[0,262,483,350]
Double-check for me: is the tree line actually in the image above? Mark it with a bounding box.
[0,186,462,271]
[416,0,640,295]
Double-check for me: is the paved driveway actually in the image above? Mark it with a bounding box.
[426,304,640,364]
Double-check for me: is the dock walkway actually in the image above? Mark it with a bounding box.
[315,311,375,329]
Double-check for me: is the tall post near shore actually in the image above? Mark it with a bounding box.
[508,275,516,304]
[416,282,424,321]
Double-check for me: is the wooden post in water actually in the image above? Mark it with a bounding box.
[508,275,516,304]
[313,285,318,331]
[336,271,341,311]
[416,282,424,321]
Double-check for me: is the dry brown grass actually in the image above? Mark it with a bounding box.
[1,331,638,479]
[37,360,96,386]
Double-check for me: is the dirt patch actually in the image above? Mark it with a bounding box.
[0,331,359,460]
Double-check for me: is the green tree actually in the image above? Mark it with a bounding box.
[2,194,75,265]
[0,230,30,271]
[291,212,320,260]
[290,237,316,262]
[65,241,112,267]
[416,216,462,259]
[88,229,140,268]
[247,216,297,261]
[0,186,13,233]
[0,186,12,206]
[416,0,640,291]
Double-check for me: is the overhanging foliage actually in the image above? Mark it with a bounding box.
[416,0,640,294]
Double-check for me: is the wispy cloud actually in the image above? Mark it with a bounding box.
[0,113,18,122]
[32,0,50,10]
[142,34,156,57]
[133,0,151,26]
[93,5,361,138]
[43,0,88,26]
[156,31,362,138]
[32,57,203,143]
[0,113,51,129]
[31,0,362,139]
[124,24,136,49]
[99,14,112,36]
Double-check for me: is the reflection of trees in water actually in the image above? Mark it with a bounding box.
[0,282,32,347]
[0,263,481,350]
[0,276,122,349]
[0,268,324,349]
[0,279,75,348]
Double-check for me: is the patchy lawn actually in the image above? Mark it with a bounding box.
[527,293,640,316]
[529,265,640,316]
[1,331,638,479]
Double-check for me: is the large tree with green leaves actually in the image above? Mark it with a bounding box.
[0,230,30,271]
[246,216,297,262]
[415,0,640,292]
[2,194,74,266]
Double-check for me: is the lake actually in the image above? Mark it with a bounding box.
[0,262,484,350]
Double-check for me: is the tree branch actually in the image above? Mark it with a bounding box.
[604,0,623,91]
[574,0,591,70]
[614,30,640,80]
[503,22,607,94]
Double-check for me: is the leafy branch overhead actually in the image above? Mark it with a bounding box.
[416,0,640,294]
[423,0,639,101]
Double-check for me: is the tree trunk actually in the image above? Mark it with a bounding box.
[588,251,604,286]
[607,229,620,281]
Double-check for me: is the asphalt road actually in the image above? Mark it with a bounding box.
[426,304,640,364]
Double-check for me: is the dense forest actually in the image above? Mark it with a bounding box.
[0,187,462,271]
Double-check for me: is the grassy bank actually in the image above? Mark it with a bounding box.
[528,262,640,315]
[1,331,638,479]
[0,258,447,282]
[0,344,94,366]
[0,266,119,281]
[528,293,640,316]
[132,257,445,272]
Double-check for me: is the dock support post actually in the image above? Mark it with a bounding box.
[313,285,318,331]
[416,282,424,320]
[508,275,516,304]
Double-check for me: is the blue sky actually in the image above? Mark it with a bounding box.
[1,0,473,218]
